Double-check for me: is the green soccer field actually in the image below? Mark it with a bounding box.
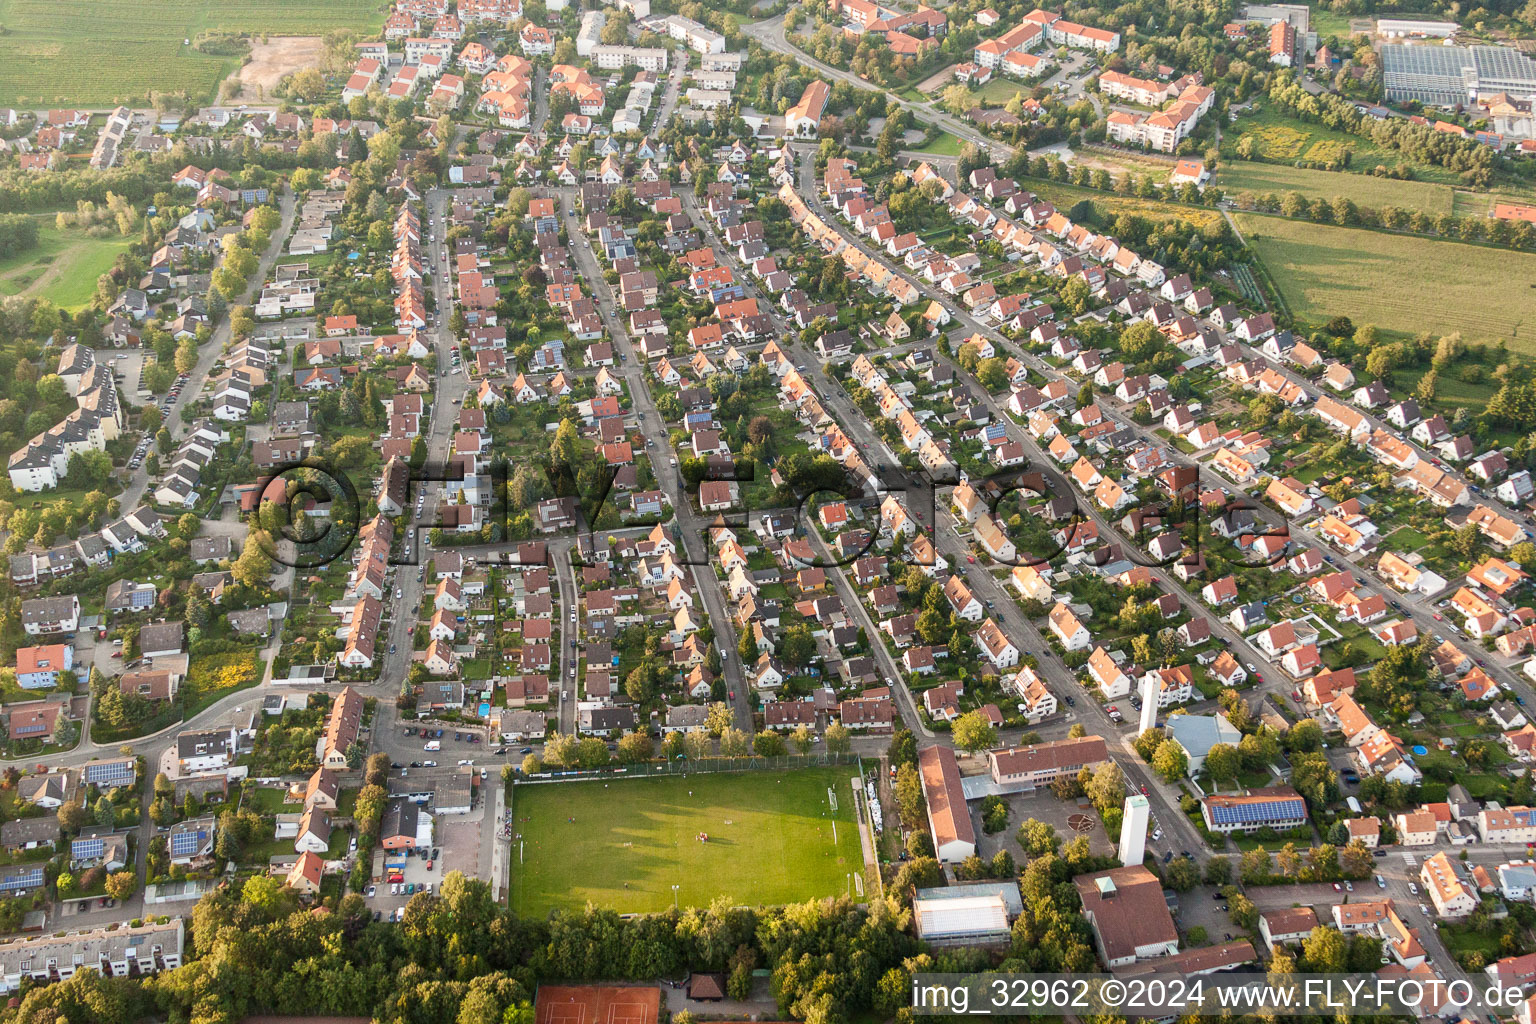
[507,767,866,915]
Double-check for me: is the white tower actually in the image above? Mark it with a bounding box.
[1138,673,1158,736]
[1119,794,1150,867]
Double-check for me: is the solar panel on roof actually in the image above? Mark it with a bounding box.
[0,868,43,891]
[84,761,134,786]
[1208,797,1306,826]
[71,837,104,860]
[171,830,204,856]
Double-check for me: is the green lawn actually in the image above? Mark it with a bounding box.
[1236,213,1536,350]
[1308,3,1355,37]
[242,785,300,814]
[0,223,137,310]
[0,0,386,106]
[1383,526,1431,551]
[976,79,1028,106]
[1216,162,1456,218]
[913,132,965,157]
[508,767,864,915]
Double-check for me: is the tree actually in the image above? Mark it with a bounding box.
[104,870,137,901]
[754,730,787,756]
[1287,718,1323,753]
[231,533,273,588]
[895,764,925,829]
[522,753,544,775]
[1164,855,1198,891]
[1341,839,1374,878]
[738,629,759,663]
[550,419,582,470]
[93,794,116,829]
[57,801,87,833]
[790,725,815,754]
[575,737,610,768]
[1151,739,1188,782]
[543,733,578,768]
[1450,523,1481,558]
[706,702,734,736]
[976,358,1009,392]
[952,710,998,754]
[982,797,1009,834]
[1084,761,1126,814]
[718,727,750,757]
[242,874,285,912]
[288,67,326,101]
[1240,846,1273,884]
[1016,818,1060,857]
[779,624,815,667]
[1203,743,1240,786]
[616,731,653,763]
[1277,842,1302,878]
[1133,727,1165,762]
[824,722,851,754]
[1301,925,1348,973]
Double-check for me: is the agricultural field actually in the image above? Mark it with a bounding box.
[1215,161,1457,217]
[507,767,865,915]
[1236,213,1536,350]
[0,222,136,311]
[0,0,386,107]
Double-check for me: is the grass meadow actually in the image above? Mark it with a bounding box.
[507,767,865,915]
[0,221,137,310]
[1236,213,1536,349]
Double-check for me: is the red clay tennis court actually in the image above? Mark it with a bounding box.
[535,985,661,1024]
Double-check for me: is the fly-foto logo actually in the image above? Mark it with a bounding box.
[244,454,1296,574]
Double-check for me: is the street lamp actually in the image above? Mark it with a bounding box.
[672,884,680,909]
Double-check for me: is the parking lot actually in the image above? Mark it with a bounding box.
[366,845,445,921]
[388,721,489,770]
[361,770,498,920]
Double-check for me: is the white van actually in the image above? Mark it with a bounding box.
[424,741,441,751]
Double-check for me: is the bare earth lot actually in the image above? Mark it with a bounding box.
[230,35,324,103]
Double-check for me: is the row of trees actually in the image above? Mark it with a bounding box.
[0,871,936,1024]
[525,719,853,775]
[1233,187,1536,250]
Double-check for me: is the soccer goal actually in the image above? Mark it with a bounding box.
[826,787,838,813]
